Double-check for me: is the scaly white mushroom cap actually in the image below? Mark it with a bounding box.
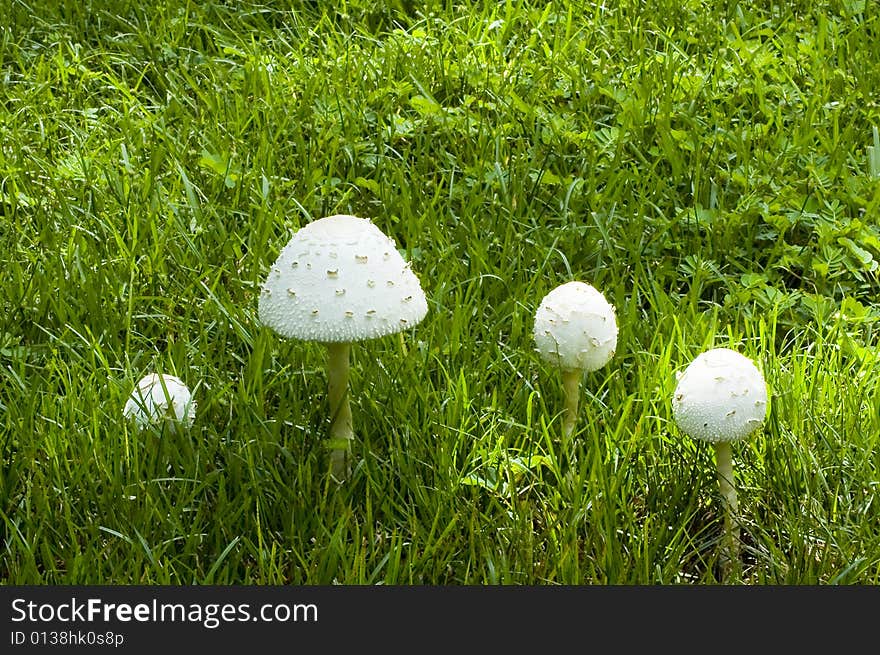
[123,373,196,430]
[258,215,428,343]
[672,347,768,443]
[533,281,618,372]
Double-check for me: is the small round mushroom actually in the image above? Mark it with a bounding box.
[123,373,196,432]
[533,281,618,438]
[258,214,428,481]
[671,347,769,580]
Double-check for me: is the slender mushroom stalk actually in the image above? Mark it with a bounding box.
[672,347,768,583]
[257,215,428,482]
[533,281,618,439]
[561,368,582,439]
[327,342,353,480]
[714,441,739,577]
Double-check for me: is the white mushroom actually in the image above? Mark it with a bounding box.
[123,373,196,432]
[258,214,428,481]
[533,281,618,438]
[671,347,769,580]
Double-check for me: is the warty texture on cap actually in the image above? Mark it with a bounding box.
[258,214,428,343]
[533,280,618,372]
[672,347,768,443]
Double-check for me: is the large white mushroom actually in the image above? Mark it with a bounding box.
[123,373,196,432]
[258,214,428,481]
[533,281,618,438]
[671,347,768,580]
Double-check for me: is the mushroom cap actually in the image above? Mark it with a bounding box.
[123,373,196,430]
[671,347,768,443]
[258,214,428,343]
[533,280,618,372]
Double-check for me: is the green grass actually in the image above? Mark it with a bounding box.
[1,0,879,584]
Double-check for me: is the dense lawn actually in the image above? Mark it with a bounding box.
[1,0,879,584]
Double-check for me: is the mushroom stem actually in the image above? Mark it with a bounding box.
[561,369,581,438]
[714,441,741,581]
[327,341,353,481]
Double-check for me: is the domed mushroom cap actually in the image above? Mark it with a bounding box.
[533,281,618,372]
[123,373,196,430]
[258,215,428,343]
[672,347,768,443]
